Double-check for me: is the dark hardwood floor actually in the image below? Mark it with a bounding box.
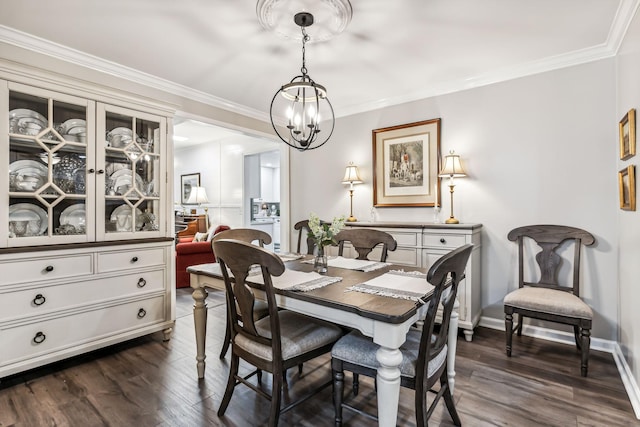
[1,288,638,426]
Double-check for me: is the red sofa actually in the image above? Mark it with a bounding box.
[175,225,230,288]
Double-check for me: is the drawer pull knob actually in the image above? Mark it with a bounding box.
[88,168,95,173]
[137,278,147,288]
[33,294,46,306]
[440,238,446,244]
[33,332,46,344]
[137,308,147,319]
[45,265,54,272]
[131,256,139,263]
[97,169,105,174]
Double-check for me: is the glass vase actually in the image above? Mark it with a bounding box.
[314,245,328,274]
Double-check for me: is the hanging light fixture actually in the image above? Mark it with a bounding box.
[268,12,335,151]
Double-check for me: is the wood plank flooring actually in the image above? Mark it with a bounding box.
[1,288,638,426]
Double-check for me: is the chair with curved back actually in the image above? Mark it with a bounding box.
[212,228,272,359]
[214,239,343,426]
[331,244,473,426]
[334,228,398,262]
[503,224,596,377]
[294,220,315,255]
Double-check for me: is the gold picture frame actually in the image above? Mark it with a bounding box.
[618,165,636,211]
[372,119,441,207]
[619,109,636,160]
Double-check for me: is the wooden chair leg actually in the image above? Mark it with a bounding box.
[217,353,239,416]
[573,325,582,351]
[270,371,283,427]
[219,306,231,359]
[580,327,591,377]
[440,368,461,426]
[516,313,524,336]
[505,312,514,357]
[332,367,344,426]
[353,373,359,396]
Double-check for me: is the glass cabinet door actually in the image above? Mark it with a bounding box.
[6,83,95,246]
[97,104,165,240]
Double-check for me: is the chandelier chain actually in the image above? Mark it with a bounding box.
[300,27,310,76]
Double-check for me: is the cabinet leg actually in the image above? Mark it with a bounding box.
[162,325,174,342]
[463,329,473,342]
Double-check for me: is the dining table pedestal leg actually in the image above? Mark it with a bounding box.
[375,346,403,427]
[447,298,459,393]
[192,285,209,379]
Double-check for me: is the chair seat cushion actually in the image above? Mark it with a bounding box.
[331,329,447,378]
[504,287,593,319]
[235,310,343,362]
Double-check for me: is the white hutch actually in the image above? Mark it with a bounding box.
[0,67,175,378]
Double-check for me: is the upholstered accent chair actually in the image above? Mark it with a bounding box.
[212,228,272,359]
[331,244,473,426]
[174,224,229,288]
[334,228,397,262]
[503,224,596,377]
[213,239,343,426]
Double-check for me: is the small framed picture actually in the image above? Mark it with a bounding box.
[619,109,636,160]
[618,165,636,211]
[181,173,200,204]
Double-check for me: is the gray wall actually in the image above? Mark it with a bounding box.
[290,59,619,340]
[616,6,640,402]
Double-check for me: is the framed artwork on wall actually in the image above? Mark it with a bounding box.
[372,118,441,207]
[619,108,636,160]
[618,165,636,211]
[181,172,201,204]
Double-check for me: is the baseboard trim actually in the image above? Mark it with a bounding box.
[478,316,640,420]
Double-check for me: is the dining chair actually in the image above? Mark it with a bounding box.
[212,228,272,359]
[504,224,595,377]
[334,228,397,262]
[213,238,343,427]
[294,219,315,255]
[331,244,473,426]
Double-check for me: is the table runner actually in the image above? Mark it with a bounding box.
[303,256,390,272]
[251,269,342,291]
[346,269,433,302]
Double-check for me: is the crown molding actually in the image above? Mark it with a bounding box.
[0,25,270,123]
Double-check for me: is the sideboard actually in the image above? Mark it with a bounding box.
[339,222,482,341]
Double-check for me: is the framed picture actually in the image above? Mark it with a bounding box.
[619,109,636,160]
[372,118,441,207]
[181,173,201,204]
[618,165,636,211]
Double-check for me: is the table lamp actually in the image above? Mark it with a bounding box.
[187,186,210,228]
[438,150,466,224]
[342,162,363,222]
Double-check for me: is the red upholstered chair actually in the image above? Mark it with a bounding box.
[175,225,230,288]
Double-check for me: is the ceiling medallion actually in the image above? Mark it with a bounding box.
[256,0,353,42]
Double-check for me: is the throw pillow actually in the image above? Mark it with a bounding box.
[193,232,208,242]
[206,224,219,241]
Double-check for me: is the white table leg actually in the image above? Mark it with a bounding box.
[375,345,403,427]
[447,298,459,394]
[192,285,209,379]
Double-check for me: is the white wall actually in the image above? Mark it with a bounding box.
[290,59,619,340]
[616,6,640,401]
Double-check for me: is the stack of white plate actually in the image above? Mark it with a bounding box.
[59,118,87,142]
[9,109,48,136]
[106,127,135,148]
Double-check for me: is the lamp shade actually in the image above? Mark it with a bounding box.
[187,186,209,205]
[439,151,466,177]
[341,163,363,184]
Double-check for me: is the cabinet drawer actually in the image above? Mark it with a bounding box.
[0,295,166,367]
[0,270,165,322]
[97,247,165,273]
[387,231,419,247]
[386,247,419,267]
[0,254,93,286]
[423,233,466,248]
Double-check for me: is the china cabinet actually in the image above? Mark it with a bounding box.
[0,77,175,378]
[341,222,482,341]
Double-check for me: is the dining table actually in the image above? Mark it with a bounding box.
[188,255,459,427]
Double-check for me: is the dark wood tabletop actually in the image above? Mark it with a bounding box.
[188,257,428,324]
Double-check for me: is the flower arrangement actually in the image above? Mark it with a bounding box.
[308,213,345,249]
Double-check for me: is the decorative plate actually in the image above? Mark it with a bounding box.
[9,203,48,234]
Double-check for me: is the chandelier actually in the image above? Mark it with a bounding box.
[268,12,335,151]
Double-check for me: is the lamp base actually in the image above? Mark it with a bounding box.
[346,216,358,222]
[445,217,459,224]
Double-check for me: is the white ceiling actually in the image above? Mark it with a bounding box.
[1,0,637,124]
